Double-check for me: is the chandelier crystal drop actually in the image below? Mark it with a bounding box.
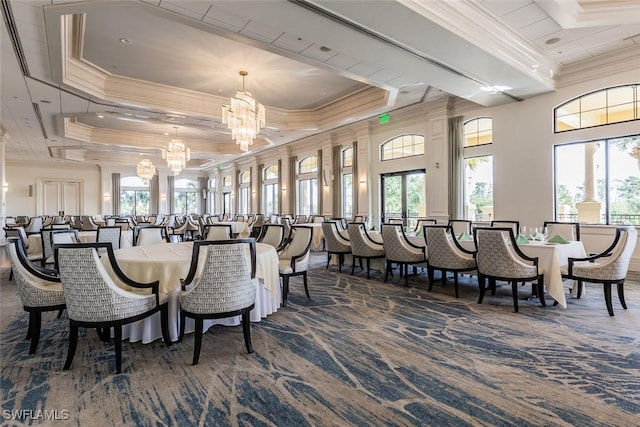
[162,127,190,175]
[136,159,156,185]
[221,71,266,152]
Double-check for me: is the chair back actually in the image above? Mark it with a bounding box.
[424,225,475,270]
[41,229,56,264]
[279,226,313,272]
[490,220,520,235]
[52,229,80,245]
[348,222,384,257]
[24,217,43,234]
[573,227,637,281]
[204,224,233,240]
[105,218,116,227]
[322,221,350,253]
[312,215,325,223]
[474,228,537,279]
[55,243,156,322]
[134,226,168,246]
[115,220,130,231]
[258,224,284,248]
[71,216,84,229]
[50,224,71,230]
[414,218,436,234]
[381,223,424,263]
[97,226,122,250]
[281,217,292,240]
[252,214,264,228]
[42,217,54,227]
[448,219,472,237]
[543,221,580,241]
[180,240,256,315]
[294,215,307,224]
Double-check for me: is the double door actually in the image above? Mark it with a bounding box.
[381,170,425,230]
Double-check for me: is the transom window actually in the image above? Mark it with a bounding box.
[222,175,232,187]
[554,84,639,132]
[298,156,318,174]
[463,117,493,147]
[380,134,424,161]
[342,147,353,167]
[239,171,250,184]
[264,165,278,180]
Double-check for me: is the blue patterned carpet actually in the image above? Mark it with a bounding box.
[1,253,639,426]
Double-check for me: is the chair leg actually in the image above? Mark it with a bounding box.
[9,268,12,281]
[384,260,391,282]
[576,280,583,299]
[282,276,289,307]
[490,278,497,296]
[427,267,434,291]
[351,259,356,275]
[57,309,64,318]
[511,281,519,313]
[242,310,254,354]
[160,305,172,346]
[303,272,310,299]
[26,312,34,340]
[538,278,546,307]
[29,311,42,355]
[193,318,203,365]
[64,323,79,371]
[453,273,459,299]
[178,311,186,343]
[617,282,627,310]
[366,259,371,279]
[604,283,614,316]
[339,254,344,272]
[114,325,123,374]
[478,275,486,304]
[404,264,409,287]
[326,252,330,270]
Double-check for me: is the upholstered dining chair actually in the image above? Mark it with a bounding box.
[23,216,43,235]
[179,239,257,365]
[54,242,171,373]
[250,214,264,238]
[258,224,285,249]
[424,225,476,298]
[321,220,351,272]
[97,226,122,250]
[563,226,637,316]
[7,238,65,355]
[413,218,437,235]
[380,223,427,286]
[203,223,233,240]
[490,220,520,235]
[42,228,79,267]
[278,226,313,307]
[81,216,99,231]
[169,219,188,242]
[474,227,545,312]
[134,225,169,246]
[348,222,385,279]
[448,219,472,237]
[543,221,580,241]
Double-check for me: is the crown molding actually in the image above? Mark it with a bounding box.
[555,45,640,88]
[537,0,640,28]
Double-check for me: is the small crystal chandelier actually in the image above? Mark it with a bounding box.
[221,71,266,152]
[162,127,190,175]
[136,159,155,185]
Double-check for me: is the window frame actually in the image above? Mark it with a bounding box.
[380,134,425,161]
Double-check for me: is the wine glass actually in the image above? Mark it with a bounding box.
[541,226,548,243]
[520,226,527,239]
[529,227,539,241]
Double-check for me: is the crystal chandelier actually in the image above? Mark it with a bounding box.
[162,127,190,175]
[136,159,155,184]
[221,71,266,152]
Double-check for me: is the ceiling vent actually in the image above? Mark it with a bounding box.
[48,146,87,161]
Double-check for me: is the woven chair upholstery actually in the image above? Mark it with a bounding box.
[7,239,65,354]
[424,225,476,298]
[278,226,313,307]
[348,222,385,279]
[179,239,257,365]
[321,221,351,272]
[97,226,122,250]
[258,224,284,248]
[203,224,233,240]
[381,223,427,286]
[474,227,545,312]
[563,226,637,316]
[55,242,171,373]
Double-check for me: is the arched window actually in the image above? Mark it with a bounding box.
[222,175,232,187]
[380,134,424,161]
[463,117,492,147]
[222,175,232,214]
[120,176,150,217]
[174,178,197,215]
[263,164,279,215]
[238,170,251,215]
[341,147,353,218]
[208,178,216,214]
[554,84,639,132]
[297,155,318,216]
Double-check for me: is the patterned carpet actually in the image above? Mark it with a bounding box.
[1,251,639,426]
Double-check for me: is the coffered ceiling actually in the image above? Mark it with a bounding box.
[1,0,639,173]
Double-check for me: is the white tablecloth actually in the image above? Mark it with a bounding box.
[101,241,280,343]
[26,230,133,254]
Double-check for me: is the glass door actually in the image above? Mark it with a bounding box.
[381,170,426,230]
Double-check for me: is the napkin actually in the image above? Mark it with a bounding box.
[515,234,529,244]
[547,234,570,244]
[457,232,473,241]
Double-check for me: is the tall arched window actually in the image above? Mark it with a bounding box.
[208,177,216,214]
[380,134,424,161]
[120,176,150,217]
[341,147,353,218]
[554,84,639,132]
[463,117,494,221]
[463,117,492,147]
[174,178,197,215]
[222,175,232,214]
[238,170,251,215]
[297,155,318,216]
[263,164,279,215]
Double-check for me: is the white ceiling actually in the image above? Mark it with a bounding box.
[2,0,639,173]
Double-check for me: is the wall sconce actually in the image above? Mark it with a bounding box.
[359,178,367,185]
[2,182,7,193]
[103,192,111,201]
[160,193,167,202]
[282,186,286,193]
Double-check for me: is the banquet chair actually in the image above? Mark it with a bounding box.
[203,224,233,240]
[281,217,293,245]
[278,226,313,307]
[97,226,122,250]
[348,222,385,279]
[490,220,520,235]
[387,218,404,225]
[115,219,131,231]
[104,217,116,227]
[381,223,427,286]
[24,216,44,235]
[54,242,171,374]
[81,216,99,231]
[424,225,476,298]
[448,219,472,237]
[413,218,437,235]
[179,239,257,365]
[42,217,54,227]
[294,214,307,224]
[71,216,84,230]
[7,238,65,355]
[169,219,188,242]
[543,221,580,241]
[13,226,42,263]
[474,227,545,312]
[250,214,264,238]
[563,226,637,316]
[322,221,351,272]
[258,224,285,249]
[134,225,169,246]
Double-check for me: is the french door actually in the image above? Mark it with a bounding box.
[381,170,426,230]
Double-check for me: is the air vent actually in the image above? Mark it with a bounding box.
[32,103,48,139]
[1,0,29,76]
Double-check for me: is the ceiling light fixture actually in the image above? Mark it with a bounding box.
[162,127,190,175]
[221,71,265,153]
[136,159,156,185]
